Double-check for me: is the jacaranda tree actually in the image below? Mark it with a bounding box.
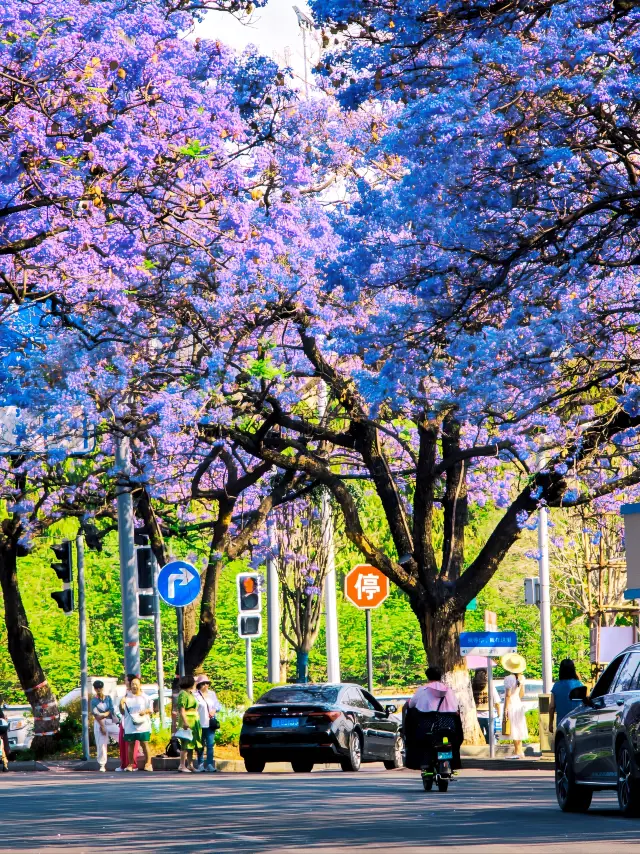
[160,0,640,737]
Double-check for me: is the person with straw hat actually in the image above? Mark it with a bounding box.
[501,653,528,758]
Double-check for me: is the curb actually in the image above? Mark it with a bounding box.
[3,757,554,773]
[462,757,553,771]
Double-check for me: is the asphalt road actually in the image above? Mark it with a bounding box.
[2,766,640,853]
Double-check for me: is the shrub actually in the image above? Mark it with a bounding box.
[526,708,539,739]
[216,710,241,746]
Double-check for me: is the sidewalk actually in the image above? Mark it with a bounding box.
[4,754,554,774]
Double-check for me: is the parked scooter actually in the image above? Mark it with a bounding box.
[421,733,454,792]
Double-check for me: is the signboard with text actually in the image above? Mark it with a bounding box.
[344,565,389,610]
[460,631,517,656]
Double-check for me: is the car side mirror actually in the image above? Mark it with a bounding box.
[385,704,397,715]
[569,686,592,706]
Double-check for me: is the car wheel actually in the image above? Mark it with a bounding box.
[617,740,640,817]
[244,758,265,773]
[340,731,362,772]
[555,738,592,813]
[291,760,314,773]
[437,778,449,793]
[384,735,404,770]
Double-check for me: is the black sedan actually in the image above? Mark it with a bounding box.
[555,642,640,816]
[239,683,404,773]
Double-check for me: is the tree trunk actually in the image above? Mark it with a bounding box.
[183,599,199,654]
[295,650,309,683]
[183,558,224,675]
[0,534,59,752]
[415,600,484,745]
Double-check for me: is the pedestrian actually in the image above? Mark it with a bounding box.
[549,658,583,733]
[121,675,153,772]
[176,675,203,773]
[195,674,221,772]
[117,675,142,772]
[471,669,501,745]
[501,653,528,759]
[91,680,117,772]
[0,702,9,772]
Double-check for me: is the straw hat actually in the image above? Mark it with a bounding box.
[195,674,210,686]
[500,653,526,674]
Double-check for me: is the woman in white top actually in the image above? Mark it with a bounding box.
[501,654,528,759]
[195,674,221,772]
[121,676,153,772]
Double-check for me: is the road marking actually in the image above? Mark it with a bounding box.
[206,830,265,843]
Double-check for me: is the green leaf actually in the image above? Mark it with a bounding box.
[177,139,209,159]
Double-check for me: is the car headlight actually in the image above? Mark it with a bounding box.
[9,719,27,731]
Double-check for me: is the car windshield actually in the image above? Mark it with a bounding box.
[259,687,340,704]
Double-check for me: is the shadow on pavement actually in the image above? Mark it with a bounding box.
[2,769,639,853]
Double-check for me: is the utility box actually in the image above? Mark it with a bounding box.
[524,577,540,606]
[538,693,552,753]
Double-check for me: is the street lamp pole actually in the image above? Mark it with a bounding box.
[116,436,140,676]
[318,381,341,683]
[266,515,281,683]
[293,5,313,98]
[538,505,553,694]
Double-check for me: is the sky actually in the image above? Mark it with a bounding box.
[195,1,320,91]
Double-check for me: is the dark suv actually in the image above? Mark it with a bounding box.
[555,643,640,816]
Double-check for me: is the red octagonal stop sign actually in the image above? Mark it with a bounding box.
[344,564,389,610]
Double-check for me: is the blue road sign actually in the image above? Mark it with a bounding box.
[459,631,517,656]
[157,560,201,608]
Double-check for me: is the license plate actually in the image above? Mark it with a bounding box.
[272,718,300,728]
[438,751,453,760]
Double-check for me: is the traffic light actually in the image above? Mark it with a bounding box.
[136,545,154,620]
[237,573,262,638]
[50,540,74,613]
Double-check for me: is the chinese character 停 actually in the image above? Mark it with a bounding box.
[355,573,381,601]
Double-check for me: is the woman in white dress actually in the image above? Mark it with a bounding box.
[501,654,528,758]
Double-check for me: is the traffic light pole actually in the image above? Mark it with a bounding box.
[151,553,167,728]
[76,535,90,761]
[116,436,140,676]
[246,638,253,702]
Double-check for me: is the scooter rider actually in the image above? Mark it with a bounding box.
[403,665,463,789]
[407,666,459,714]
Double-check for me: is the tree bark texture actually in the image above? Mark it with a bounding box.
[0,528,59,751]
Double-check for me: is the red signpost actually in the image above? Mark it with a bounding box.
[344,565,390,692]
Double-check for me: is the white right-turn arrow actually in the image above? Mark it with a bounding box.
[167,566,194,600]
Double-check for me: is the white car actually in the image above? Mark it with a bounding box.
[494,678,543,714]
[2,706,33,753]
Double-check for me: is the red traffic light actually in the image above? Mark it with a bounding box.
[242,577,256,595]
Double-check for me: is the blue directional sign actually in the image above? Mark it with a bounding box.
[157,560,201,608]
[460,631,517,656]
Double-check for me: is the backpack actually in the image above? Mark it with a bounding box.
[165,736,181,758]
